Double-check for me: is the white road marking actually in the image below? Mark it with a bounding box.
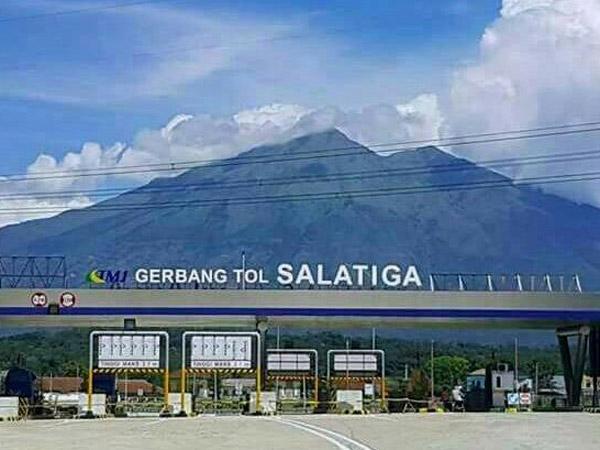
[41,419,82,429]
[287,419,376,450]
[267,418,351,450]
[140,419,165,427]
[271,417,378,450]
[368,415,400,423]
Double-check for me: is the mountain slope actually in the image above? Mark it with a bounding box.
[1,129,600,288]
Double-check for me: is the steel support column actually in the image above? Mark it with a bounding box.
[572,332,589,406]
[557,326,590,407]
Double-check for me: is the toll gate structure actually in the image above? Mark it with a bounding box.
[0,287,599,408]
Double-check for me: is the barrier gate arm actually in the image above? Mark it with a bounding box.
[88,330,170,415]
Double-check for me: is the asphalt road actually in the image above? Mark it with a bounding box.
[1,413,599,450]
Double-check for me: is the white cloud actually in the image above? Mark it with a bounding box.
[0,141,126,227]
[234,104,312,129]
[289,95,444,150]
[136,95,443,165]
[449,0,600,205]
[0,196,93,230]
[161,114,194,140]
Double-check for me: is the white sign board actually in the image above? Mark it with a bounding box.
[333,353,378,372]
[169,393,193,416]
[0,397,19,420]
[267,352,312,372]
[250,392,277,414]
[97,334,161,369]
[79,394,106,417]
[190,335,253,369]
[336,390,363,412]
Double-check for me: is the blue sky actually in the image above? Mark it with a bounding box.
[2,0,600,228]
[0,0,500,174]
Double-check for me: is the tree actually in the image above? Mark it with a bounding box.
[425,356,469,394]
[525,357,559,390]
[405,368,430,400]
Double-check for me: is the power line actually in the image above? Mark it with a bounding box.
[0,0,190,23]
[1,169,598,215]
[2,148,599,201]
[2,122,600,183]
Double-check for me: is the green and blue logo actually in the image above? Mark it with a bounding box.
[86,269,128,285]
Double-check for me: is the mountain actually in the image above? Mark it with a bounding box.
[1,129,600,289]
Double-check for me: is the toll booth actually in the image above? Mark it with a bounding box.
[465,367,493,412]
[2,367,37,402]
[326,349,386,413]
[180,331,261,415]
[88,331,170,417]
[92,373,116,399]
[266,349,318,413]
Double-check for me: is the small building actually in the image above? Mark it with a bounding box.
[545,375,596,392]
[537,376,567,409]
[582,375,599,392]
[548,375,567,395]
[116,379,162,396]
[581,375,599,407]
[468,364,533,409]
[37,376,83,394]
[490,364,514,407]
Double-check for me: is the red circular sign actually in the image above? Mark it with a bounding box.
[59,292,77,308]
[31,292,48,308]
